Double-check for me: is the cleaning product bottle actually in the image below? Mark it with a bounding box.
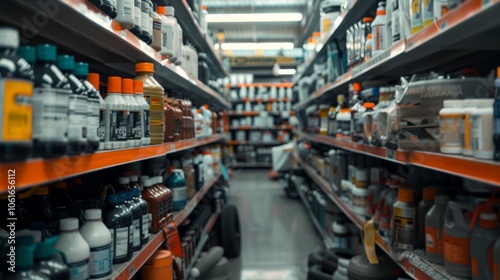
[121,78,141,147]
[104,76,128,150]
[425,195,450,265]
[74,63,100,153]
[79,209,112,280]
[175,17,183,66]
[371,1,387,57]
[160,6,178,61]
[163,95,176,142]
[133,80,150,146]
[122,190,143,252]
[200,5,209,34]
[142,178,164,233]
[379,188,398,244]
[129,0,142,37]
[495,67,500,161]
[134,62,164,144]
[88,0,117,19]
[57,55,89,154]
[103,193,133,263]
[32,44,71,158]
[443,201,477,277]
[130,188,150,245]
[392,187,416,249]
[472,99,495,159]
[115,0,135,29]
[418,187,437,248]
[156,175,173,223]
[54,218,91,280]
[151,3,163,52]
[139,0,153,44]
[165,168,187,211]
[0,29,34,162]
[5,236,50,280]
[470,210,500,280]
[410,0,423,34]
[373,187,392,228]
[33,236,71,280]
[87,73,107,150]
[422,0,433,27]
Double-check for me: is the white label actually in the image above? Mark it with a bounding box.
[166,25,174,51]
[140,1,149,32]
[134,0,141,25]
[87,99,100,142]
[32,88,69,141]
[108,110,128,141]
[173,186,187,202]
[148,4,153,35]
[142,213,150,239]
[110,227,129,258]
[133,219,141,247]
[67,95,88,142]
[123,0,134,17]
[89,244,112,279]
[68,259,89,280]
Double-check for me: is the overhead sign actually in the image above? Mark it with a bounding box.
[229,56,296,67]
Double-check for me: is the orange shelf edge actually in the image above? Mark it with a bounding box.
[0,135,225,191]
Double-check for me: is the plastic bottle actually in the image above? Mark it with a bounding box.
[74,63,100,153]
[371,2,387,57]
[470,212,500,280]
[200,5,208,34]
[472,99,495,159]
[122,189,143,251]
[392,188,416,249]
[202,150,214,182]
[418,187,437,248]
[141,250,173,280]
[141,178,163,233]
[151,3,162,52]
[122,78,141,147]
[88,0,117,19]
[134,62,164,144]
[166,168,187,211]
[443,201,476,277]
[319,0,342,40]
[163,96,176,142]
[193,108,205,138]
[129,0,142,37]
[156,176,173,223]
[0,29,34,162]
[130,188,150,245]
[160,6,178,61]
[115,0,134,29]
[103,193,133,263]
[374,187,392,228]
[54,218,91,280]
[80,209,112,280]
[87,73,106,150]
[379,188,397,244]
[57,55,89,154]
[410,0,423,34]
[104,76,128,150]
[425,195,450,264]
[33,236,71,280]
[133,80,150,146]
[5,236,50,280]
[32,44,71,158]
[462,99,477,156]
[175,20,184,66]
[439,99,463,154]
[139,0,153,44]
[172,98,183,140]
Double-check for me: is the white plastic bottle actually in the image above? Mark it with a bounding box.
[87,73,107,151]
[461,99,477,156]
[200,5,208,34]
[175,21,183,66]
[80,209,112,280]
[472,99,495,159]
[157,6,173,58]
[115,0,135,29]
[193,108,205,138]
[371,1,387,57]
[202,150,214,181]
[410,0,423,34]
[121,79,141,147]
[201,105,213,136]
[133,80,150,146]
[162,6,178,61]
[439,99,463,154]
[104,77,128,150]
[54,218,90,280]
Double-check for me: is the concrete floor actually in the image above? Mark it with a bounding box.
[226,170,321,280]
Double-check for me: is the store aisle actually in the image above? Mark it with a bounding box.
[227,170,321,280]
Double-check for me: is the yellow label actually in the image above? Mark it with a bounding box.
[1,79,33,141]
[363,219,379,264]
[149,96,163,111]
[322,19,332,34]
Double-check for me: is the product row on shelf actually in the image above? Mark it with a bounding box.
[294,141,500,280]
[0,143,225,280]
[230,130,292,144]
[231,146,274,167]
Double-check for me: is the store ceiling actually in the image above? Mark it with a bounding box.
[204,0,318,46]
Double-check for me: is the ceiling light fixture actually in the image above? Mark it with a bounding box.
[277,69,296,75]
[218,42,294,50]
[206,13,303,23]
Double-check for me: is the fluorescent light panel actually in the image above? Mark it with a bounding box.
[217,42,294,50]
[277,69,296,75]
[207,13,303,23]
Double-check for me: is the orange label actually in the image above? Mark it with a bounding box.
[425,226,438,254]
[149,96,163,111]
[1,79,33,141]
[444,234,470,265]
[472,258,479,277]
[375,26,381,50]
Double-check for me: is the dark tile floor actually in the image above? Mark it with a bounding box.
[226,170,321,280]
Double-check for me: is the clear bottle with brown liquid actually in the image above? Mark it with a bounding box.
[186,98,194,139]
[172,98,183,141]
[164,95,176,142]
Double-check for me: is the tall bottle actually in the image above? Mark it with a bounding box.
[54,218,91,280]
[134,62,165,144]
[122,189,143,252]
[32,44,71,158]
[470,211,500,280]
[87,73,107,150]
[151,3,163,52]
[418,187,437,247]
[0,28,34,162]
[75,63,100,153]
[129,0,142,37]
[130,188,150,245]
[121,78,141,147]
[104,76,128,149]
[133,80,150,146]
[200,5,208,34]
[115,0,134,29]
[494,66,500,161]
[164,95,176,142]
[33,236,71,280]
[371,2,388,57]
[172,97,183,141]
[103,193,133,263]
[79,209,112,280]
[425,195,450,264]
[139,0,153,44]
[161,6,178,61]
[57,55,89,155]
[5,236,50,280]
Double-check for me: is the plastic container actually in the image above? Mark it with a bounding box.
[32,44,71,158]
[352,186,370,216]
[202,150,215,182]
[163,97,177,142]
[6,236,50,280]
[104,76,128,149]
[142,179,164,233]
[54,218,90,280]
[379,188,397,244]
[80,209,113,280]
[142,250,173,280]
[418,187,437,248]
[135,62,165,144]
[115,0,134,29]
[33,236,70,280]
[121,78,140,147]
[371,2,388,57]
[439,99,463,154]
[156,176,173,223]
[364,33,373,62]
[87,73,107,150]
[157,6,176,58]
[443,201,476,277]
[103,193,133,263]
[0,30,34,162]
[139,0,153,44]
[199,5,208,34]
[166,169,187,211]
[133,80,150,146]
[470,212,500,280]
[319,0,342,39]
[425,195,450,264]
[319,104,330,136]
[392,188,415,249]
[123,190,143,251]
[472,99,495,159]
[332,221,351,249]
[151,3,163,52]
[198,53,210,85]
[410,0,423,34]
[129,0,142,37]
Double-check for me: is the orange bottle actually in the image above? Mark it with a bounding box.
[142,250,173,280]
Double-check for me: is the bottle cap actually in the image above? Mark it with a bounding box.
[166,6,175,16]
[0,27,19,49]
[133,79,144,94]
[197,109,202,114]
[106,194,121,204]
[107,76,122,93]
[56,55,75,71]
[364,102,375,109]
[352,82,362,92]
[312,31,320,37]
[475,98,494,108]
[36,44,57,62]
[398,188,413,203]
[18,46,36,64]
[422,187,437,201]
[74,62,89,77]
[376,9,386,16]
[367,33,373,39]
[60,218,79,231]
[34,235,58,261]
[308,37,314,43]
[119,176,130,184]
[157,6,165,15]
[362,17,374,23]
[202,5,207,10]
[135,62,155,73]
[122,78,134,94]
[85,209,102,220]
[88,73,100,90]
[497,66,500,78]
[443,99,463,108]
[16,235,36,270]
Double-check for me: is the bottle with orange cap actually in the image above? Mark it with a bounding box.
[122,78,141,147]
[392,186,416,249]
[360,17,373,62]
[371,1,388,57]
[104,76,128,149]
[134,62,165,144]
[133,80,150,145]
[87,73,107,150]
[200,5,208,34]
[349,82,363,141]
[417,187,437,247]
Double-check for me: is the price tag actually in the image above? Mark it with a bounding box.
[170,144,175,150]
[79,3,88,14]
[386,149,396,160]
